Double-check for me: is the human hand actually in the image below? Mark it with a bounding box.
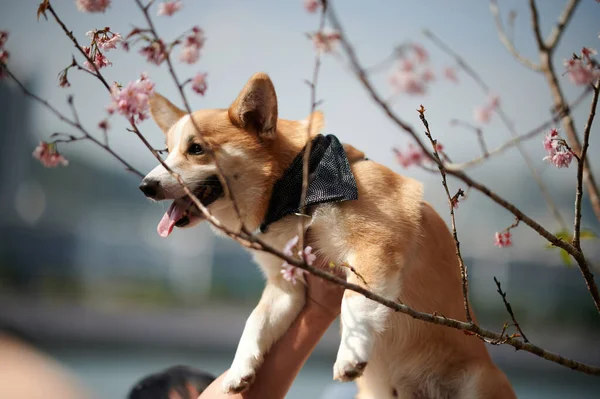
[304,260,346,318]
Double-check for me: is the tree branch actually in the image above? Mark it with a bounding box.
[573,82,599,248]
[546,0,581,51]
[494,277,529,343]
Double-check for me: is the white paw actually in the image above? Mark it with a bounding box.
[221,362,258,394]
[333,358,368,382]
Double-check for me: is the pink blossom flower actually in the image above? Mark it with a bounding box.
[75,0,111,13]
[399,59,414,72]
[191,72,208,95]
[421,68,435,82]
[412,44,428,64]
[281,264,305,285]
[393,144,425,168]
[98,33,122,51]
[444,67,458,83]
[451,197,459,209]
[544,149,573,168]
[494,231,512,248]
[58,71,70,88]
[582,47,597,61]
[179,27,205,64]
[157,0,182,16]
[473,106,492,124]
[564,58,600,85]
[93,52,112,69]
[542,127,574,168]
[0,31,8,48]
[107,73,155,123]
[32,141,69,168]
[543,128,559,152]
[389,70,426,95]
[0,49,8,65]
[304,0,320,13]
[140,40,167,65]
[312,31,340,53]
[302,246,316,266]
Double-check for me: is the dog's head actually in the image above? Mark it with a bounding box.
[140,72,325,237]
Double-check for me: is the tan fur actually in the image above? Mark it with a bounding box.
[143,72,516,398]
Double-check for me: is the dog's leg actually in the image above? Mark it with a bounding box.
[221,272,305,394]
[333,253,400,382]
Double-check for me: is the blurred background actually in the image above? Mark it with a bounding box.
[1,0,600,398]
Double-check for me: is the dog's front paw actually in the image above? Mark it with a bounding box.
[333,359,368,382]
[221,365,257,394]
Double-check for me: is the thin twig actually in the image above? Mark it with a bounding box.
[449,119,489,157]
[489,0,541,72]
[5,68,144,177]
[573,83,599,248]
[419,106,472,323]
[527,0,546,52]
[546,0,581,51]
[298,0,327,251]
[494,277,529,343]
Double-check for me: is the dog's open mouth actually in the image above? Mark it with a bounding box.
[157,176,224,238]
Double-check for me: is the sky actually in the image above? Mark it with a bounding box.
[1,0,600,265]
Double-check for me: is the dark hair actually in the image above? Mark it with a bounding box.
[127,365,216,399]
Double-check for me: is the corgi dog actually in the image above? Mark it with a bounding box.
[139,72,516,399]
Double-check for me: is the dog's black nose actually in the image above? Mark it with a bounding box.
[139,179,160,198]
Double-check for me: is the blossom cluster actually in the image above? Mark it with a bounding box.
[280,236,316,285]
[564,47,599,86]
[311,30,341,53]
[494,231,512,248]
[473,95,500,124]
[82,28,122,72]
[0,31,8,79]
[107,72,156,123]
[542,128,574,168]
[32,141,69,168]
[76,0,111,13]
[157,0,182,17]
[388,44,435,95]
[180,26,205,64]
[393,142,443,168]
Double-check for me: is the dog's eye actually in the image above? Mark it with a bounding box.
[187,143,204,155]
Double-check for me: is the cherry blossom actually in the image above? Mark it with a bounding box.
[179,27,205,64]
[302,246,316,266]
[494,231,512,248]
[58,70,70,88]
[581,47,597,61]
[279,235,315,285]
[281,264,305,285]
[98,119,110,131]
[157,0,182,16]
[311,31,340,53]
[393,144,425,168]
[473,95,500,124]
[0,31,9,79]
[75,0,111,13]
[107,73,155,123]
[304,0,320,13]
[542,128,574,168]
[451,197,460,209]
[32,141,69,168]
[421,68,435,82]
[564,58,600,86]
[443,67,458,83]
[191,72,208,95]
[140,40,167,65]
[412,44,429,64]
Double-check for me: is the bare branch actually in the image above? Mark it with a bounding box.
[489,0,541,71]
[528,0,546,52]
[494,277,529,343]
[573,82,599,248]
[419,106,471,323]
[546,0,581,51]
[298,0,327,251]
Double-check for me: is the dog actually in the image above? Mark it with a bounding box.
[139,72,516,399]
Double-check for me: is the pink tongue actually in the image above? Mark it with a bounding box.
[157,199,192,238]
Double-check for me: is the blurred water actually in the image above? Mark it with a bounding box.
[48,347,600,399]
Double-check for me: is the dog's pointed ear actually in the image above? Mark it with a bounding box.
[149,92,186,134]
[228,72,278,139]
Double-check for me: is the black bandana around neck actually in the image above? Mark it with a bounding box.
[259,134,359,233]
